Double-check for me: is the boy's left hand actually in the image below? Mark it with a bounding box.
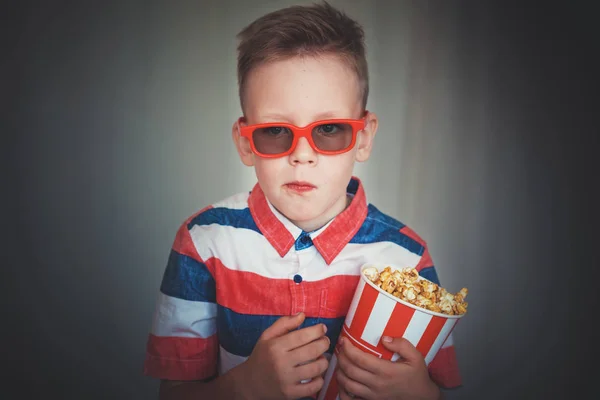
[335,335,441,400]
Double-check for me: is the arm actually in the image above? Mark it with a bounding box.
[146,216,329,400]
[143,219,220,391]
[160,313,330,400]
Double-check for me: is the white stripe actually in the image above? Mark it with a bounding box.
[344,278,365,328]
[318,353,339,400]
[402,311,433,347]
[361,292,396,346]
[343,326,382,357]
[150,292,216,338]
[390,352,401,362]
[190,224,424,281]
[218,345,248,376]
[442,332,455,348]
[337,241,423,268]
[424,319,457,365]
[309,238,422,280]
[211,191,250,210]
[190,224,288,271]
[190,224,294,278]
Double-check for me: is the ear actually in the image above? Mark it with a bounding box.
[232,118,255,167]
[355,111,378,162]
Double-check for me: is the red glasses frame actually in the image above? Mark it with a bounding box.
[238,115,367,158]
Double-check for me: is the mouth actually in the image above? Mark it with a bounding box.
[284,181,317,193]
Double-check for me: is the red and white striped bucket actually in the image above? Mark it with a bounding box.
[317,263,465,400]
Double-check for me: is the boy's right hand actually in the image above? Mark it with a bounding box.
[238,312,330,400]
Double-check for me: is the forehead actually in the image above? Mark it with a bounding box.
[244,55,362,125]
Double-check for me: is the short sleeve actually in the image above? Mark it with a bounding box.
[143,219,218,381]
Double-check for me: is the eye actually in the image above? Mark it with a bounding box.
[317,124,339,134]
[268,127,283,135]
[266,126,291,136]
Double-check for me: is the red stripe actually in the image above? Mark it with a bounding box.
[378,301,417,359]
[399,226,434,271]
[206,257,360,317]
[345,283,379,339]
[415,316,447,358]
[143,334,217,381]
[415,247,434,272]
[172,207,213,263]
[399,225,426,246]
[428,345,462,388]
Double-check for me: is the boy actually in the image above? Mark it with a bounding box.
[144,2,462,399]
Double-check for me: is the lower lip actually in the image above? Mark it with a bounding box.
[285,183,316,193]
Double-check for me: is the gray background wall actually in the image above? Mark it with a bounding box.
[4,1,596,399]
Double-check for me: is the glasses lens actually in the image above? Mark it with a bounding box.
[252,126,294,155]
[312,123,354,152]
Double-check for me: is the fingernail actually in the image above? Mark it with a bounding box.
[339,337,345,345]
[382,336,393,343]
[322,324,327,334]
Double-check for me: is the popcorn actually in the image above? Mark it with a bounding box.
[363,266,468,315]
[318,264,468,400]
[362,266,379,282]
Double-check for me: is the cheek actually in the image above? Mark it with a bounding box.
[254,159,285,187]
[320,154,356,182]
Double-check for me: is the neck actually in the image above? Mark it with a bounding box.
[290,194,351,232]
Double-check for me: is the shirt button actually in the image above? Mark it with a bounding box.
[293,274,303,284]
[300,235,310,244]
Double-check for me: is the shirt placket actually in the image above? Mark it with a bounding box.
[290,233,314,315]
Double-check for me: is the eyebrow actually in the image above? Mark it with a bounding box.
[259,111,350,124]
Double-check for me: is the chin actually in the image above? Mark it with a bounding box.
[275,198,320,219]
[278,206,319,223]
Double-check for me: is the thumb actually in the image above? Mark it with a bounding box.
[381,336,423,364]
[261,312,306,341]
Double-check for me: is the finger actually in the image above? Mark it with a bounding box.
[381,336,424,365]
[260,312,305,341]
[294,354,329,382]
[289,335,330,365]
[336,366,372,399]
[339,389,355,400]
[336,343,376,387]
[339,337,383,375]
[339,391,364,400]
[292,376,324,399]
[278,322,328,352]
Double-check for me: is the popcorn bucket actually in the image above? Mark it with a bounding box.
[317,263,465,400]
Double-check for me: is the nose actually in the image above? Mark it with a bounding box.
[289,137,317,166]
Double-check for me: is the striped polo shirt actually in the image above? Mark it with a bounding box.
[143,176,462,389]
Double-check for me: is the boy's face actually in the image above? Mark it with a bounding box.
[233,55,378,231]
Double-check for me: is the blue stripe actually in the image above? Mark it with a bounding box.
[159,249,216,302]
[217,305,344,357]
[188,207,262,235]
[418,266,440,285]
[350,205,424,256]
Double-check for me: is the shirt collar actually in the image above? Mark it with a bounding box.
[247,176,368,264]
